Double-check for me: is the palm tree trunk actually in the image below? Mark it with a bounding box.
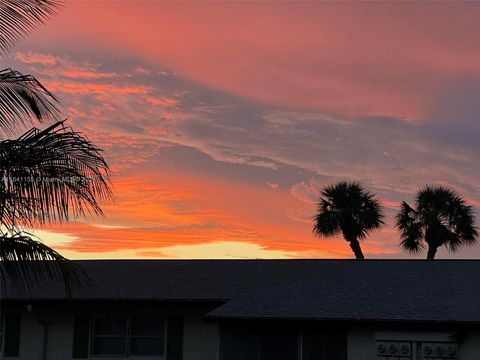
[349,239,365,260]
[427,246,437,260]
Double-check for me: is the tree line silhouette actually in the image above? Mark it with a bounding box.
[313,181,478,260]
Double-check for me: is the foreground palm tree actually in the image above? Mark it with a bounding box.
[0,0,112,290]
[396,186,478,259]
[0,0,64,56]
[313,181,384,259]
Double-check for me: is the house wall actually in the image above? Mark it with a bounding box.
[3,305,480,360]
[5,309,75,360]
[347,325,374,360]
[183,312,218,360]
[347,324,480,360]
[458,329,480,360]
[1,303,220,360]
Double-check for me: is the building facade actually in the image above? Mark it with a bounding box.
[1,260,479,360]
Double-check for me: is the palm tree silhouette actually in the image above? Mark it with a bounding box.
[313,181,384,259]
[396,186,478,260]
[0,0,112,290]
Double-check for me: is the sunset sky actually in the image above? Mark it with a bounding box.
[6,1,480,259]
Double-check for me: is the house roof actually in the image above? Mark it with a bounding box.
[3,259,480,323]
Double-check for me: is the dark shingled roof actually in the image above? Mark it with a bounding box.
[3,260,480,323]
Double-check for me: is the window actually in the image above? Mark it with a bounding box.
[92,317,128,357]
[260,328,298,360]
[219,324,300,360]
[91,317,165,358]
[302,328,347,360]
[219,324,347,360]
[2,314,21,357]
[130,317,165,356]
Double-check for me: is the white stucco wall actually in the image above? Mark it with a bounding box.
[3,309,480,360]
[347,325,375,360]
[2,304,219,360]
[183,315,218,360]
[347,324,480,360]
[458,329,480,360]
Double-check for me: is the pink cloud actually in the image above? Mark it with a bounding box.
[26,2,480,120]
[45,80,150,95]
[15,51,118,79]
[144,96,178,107]
[14,51,58,65]
[50,68,118,79]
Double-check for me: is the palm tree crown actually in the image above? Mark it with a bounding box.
[0,0,112,293]
[396,186,478,259]
[313,181,384,259]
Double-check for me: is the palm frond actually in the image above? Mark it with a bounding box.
[0,0,64,56]
[356,190,385,238]
[396,201,418,233]
[399,235,424,254]
[441,227,462,252]
[0,120,113,228]
[396,201,424,253]
[313,199,341,237]
[0,232,89,295]
[0,68,61,133]
[447,196,478,244]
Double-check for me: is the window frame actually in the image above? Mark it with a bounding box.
[89,316,166,359]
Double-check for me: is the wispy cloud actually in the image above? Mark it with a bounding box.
[8,1,480,259]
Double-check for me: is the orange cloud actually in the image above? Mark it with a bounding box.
[145,96,178,107]
[38,171,397,259]
[45,80,150,95]
[14,51,58,65]
[49,68,118,79]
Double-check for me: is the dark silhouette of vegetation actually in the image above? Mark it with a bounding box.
[0,0,112,292]
[0,0,64,56]
[396,186,478,260]
[313,181,384,259]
